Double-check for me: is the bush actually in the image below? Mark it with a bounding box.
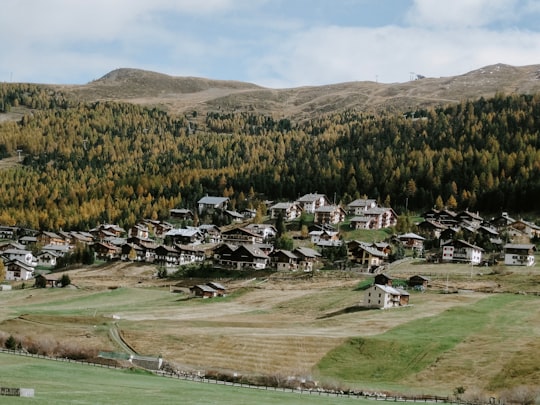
[34,276,47,288]
[157,267,168,279]
[5,335,17,350]
[500,385,540,405]
[60,274,71,287]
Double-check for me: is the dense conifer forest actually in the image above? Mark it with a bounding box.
[1,83,539,230]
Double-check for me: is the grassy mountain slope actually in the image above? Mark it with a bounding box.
[58,64,540,119]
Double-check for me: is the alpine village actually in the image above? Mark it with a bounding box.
[1,64,540,403]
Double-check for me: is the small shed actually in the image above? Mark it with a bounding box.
[35,273,63,288]
[408,275,430,289]
[207,282,227,296]
[374,273,393,286]
[190,284,217,298]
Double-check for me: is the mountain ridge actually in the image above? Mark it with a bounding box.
[57,63,540,119]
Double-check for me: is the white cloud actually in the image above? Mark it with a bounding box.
[250,24,540,87]
[2,0,540,87]
[406,0,519,28]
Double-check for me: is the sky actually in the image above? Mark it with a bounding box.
[2,0,540,88]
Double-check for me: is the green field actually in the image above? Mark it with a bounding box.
[1,262,540,401]
[0,352,371,405]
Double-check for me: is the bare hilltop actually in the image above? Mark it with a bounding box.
[57,63,540,119]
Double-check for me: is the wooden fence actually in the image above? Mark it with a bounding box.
[0,348,502,404]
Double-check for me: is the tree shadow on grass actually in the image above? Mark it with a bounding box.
[318,305,374,319]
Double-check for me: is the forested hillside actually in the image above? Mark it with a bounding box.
[1,83,540,230]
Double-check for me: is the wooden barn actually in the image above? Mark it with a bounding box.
[190,284,217,298]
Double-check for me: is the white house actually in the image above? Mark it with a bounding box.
[4,259,35,281]
[441,239,483,264]
[296,193,330,214]
[364,284,409,309]
[197,196,229,214]
[2,248,36,267]
[244,223,277,240]
[347,198,377,215]
[269,202,302,221]
[503,244,536,266]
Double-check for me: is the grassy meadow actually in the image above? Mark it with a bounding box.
[0,352,370,405]
[0,261,539,400]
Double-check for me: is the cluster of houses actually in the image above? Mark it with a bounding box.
[268,194,398,230]
[0,193,538,283]
[416,209,538,266]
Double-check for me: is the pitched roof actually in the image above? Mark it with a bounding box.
[198,196,229,205]
[296,193,327,202]
[294,247,321,258]
[165,228,202,237]
[270,202,299,210]
[503,243,536,250]
[398,232,425,240]
[191,284,216,293]
[373,284,402,295]
[207,281,226,290]
[348,198,376,207]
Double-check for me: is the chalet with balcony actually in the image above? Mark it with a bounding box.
[417,219,447,239]
[36,251,60,267]
[36,231,67,246]
[309,229,339,244]
[422,208,458,227]
[4,259,35,281]
[347,241,387,270]
[293,247,321,272]
[165,228,204,245]
[121,243,145,261]
[296,193,331,214]
[142,220,174,239]
[129,224,150,240]
[2,248,36,267]
[506,219,540,240]
[176,244,206,265]
[397,232,425,250]
[155,245,180,267]
[90,224,126,240]
[457,210,483,228]
[221,227,264,245]
[503,243,536,266]
[93,242,121,260]
[0,226,18,240]
[198,224,222,243]
[314,205,346,225]
[269,202,302,221]
[270,249,299,271]
[214,244,269,269]
[170,208,194,220]
[222,210,244,223]
[350,207,397,230]
[197,196,229,214]
[0,242,25,253]
[244,224,277,241]
[347,198,377,215]
[441,239,483,264]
